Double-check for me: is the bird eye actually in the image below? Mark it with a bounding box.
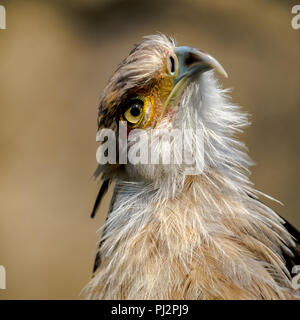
[167,54,177,75]
[122,99,144,126]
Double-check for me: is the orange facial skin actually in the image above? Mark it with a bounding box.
[122,55,177,131]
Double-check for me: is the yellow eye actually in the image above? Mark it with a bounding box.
[122,99,144,126]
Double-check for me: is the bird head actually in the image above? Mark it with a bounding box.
[96,34,248,191]
[98,34,227,130]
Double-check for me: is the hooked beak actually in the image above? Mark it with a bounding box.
[174,46,228,83]
[155,47,227,127]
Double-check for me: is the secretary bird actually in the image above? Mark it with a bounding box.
[85,34,300,299]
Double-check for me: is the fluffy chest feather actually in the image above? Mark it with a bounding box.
[86,174,296,299]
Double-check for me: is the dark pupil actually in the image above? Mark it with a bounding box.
[130,104,141,117]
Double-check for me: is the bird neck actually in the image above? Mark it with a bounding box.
[90,171,294,299]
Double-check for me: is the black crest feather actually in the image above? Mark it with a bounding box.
[91,179,110,218]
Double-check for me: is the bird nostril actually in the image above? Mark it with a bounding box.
[169,56,175,73]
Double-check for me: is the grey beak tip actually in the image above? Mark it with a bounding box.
[175,46,228,79]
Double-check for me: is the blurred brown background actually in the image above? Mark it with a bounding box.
[0,0,299,299]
